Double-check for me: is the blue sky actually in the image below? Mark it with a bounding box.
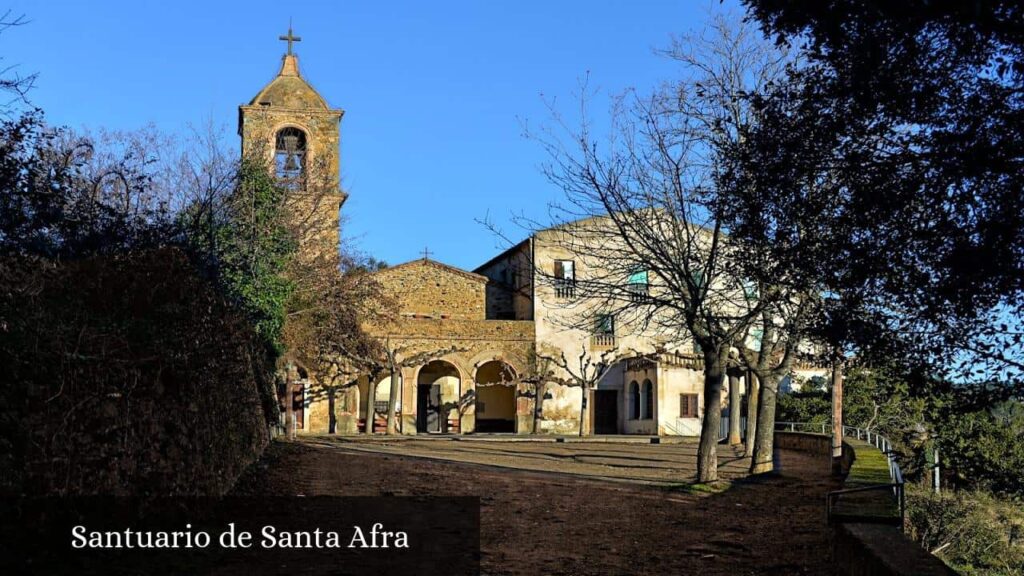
[2,0,740,270]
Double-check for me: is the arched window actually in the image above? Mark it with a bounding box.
[629,381,640,420]
[642,379,654,420]
[274,127,307,187]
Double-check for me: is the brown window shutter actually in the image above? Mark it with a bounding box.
[680,394,698,418]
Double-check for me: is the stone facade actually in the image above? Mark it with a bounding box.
[238,53,346,257]
[324,259,537,435]
[374,259,488,321]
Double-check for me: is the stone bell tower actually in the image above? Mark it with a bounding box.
[238,25,347,257]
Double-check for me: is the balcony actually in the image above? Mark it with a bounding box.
[591,333,616,349]
[627,283,649,302]
[554,279,576,299]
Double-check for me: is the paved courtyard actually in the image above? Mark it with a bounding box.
[302,435,753,485]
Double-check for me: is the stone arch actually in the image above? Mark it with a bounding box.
[474,359,518,433]
[416,360,462,434]
[266,121,315,171]
[467,350,522,376]
[273,125,308,186]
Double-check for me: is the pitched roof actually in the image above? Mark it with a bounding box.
[375,258,490,284]
[248,54,331,110]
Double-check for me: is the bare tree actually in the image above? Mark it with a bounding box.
[513,351,560,434]
[0,11,36,110]
[536,344,628,437]
[382,339,465,435]
[526,14,790,481]
[332,337,462,435]
[283,254,391,437]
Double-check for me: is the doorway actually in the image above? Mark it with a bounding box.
[593,389,619,434]
[416,360,460,433]
[416,383,441,433]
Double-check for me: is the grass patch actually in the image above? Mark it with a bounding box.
[831,439,900,520]
[664,481,732,495]
[845,439,894,486]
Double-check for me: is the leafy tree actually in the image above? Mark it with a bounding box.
[0,114,178,257]
[735,289,815,472]
[932,398,1024,498]
[732,0,1024,384]
[214,157,297,354]
[776,389,830,428]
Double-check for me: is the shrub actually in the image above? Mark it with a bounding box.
[906,488,1024,576]
[0,249,274,495]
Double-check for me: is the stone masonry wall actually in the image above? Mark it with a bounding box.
[374,260,488,321]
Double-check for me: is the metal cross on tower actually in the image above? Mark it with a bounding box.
[279,21,301,55]
[421,247,433,260]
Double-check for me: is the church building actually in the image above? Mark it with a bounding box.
[240,30,820,437]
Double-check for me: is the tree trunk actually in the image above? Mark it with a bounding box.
[697,354,726,483]
[744,373,759,457]
[578,386,589,437]
[386,367,401,435]
[750,372,779,474]
[533,381,546,434]
[363,376,376,435]
[831,355,845,475]
[728,372,742,445]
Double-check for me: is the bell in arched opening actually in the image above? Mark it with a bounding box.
[274,127,307,187]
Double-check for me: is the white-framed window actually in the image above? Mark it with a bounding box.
[554,259,575,298]
[627,269,649,301]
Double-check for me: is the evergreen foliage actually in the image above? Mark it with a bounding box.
[213,157,297,355]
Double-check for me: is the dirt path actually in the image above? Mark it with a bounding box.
[235,441,839,575]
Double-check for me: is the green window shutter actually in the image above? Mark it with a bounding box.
[691,270,705,289]
[743,280,758,300]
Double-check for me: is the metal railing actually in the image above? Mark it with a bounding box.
[775,421,906,529]
[554,279,576,298]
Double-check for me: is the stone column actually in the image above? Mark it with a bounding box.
[831,357,845,474]
[401,366,418,436]
[728,373,742,445]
